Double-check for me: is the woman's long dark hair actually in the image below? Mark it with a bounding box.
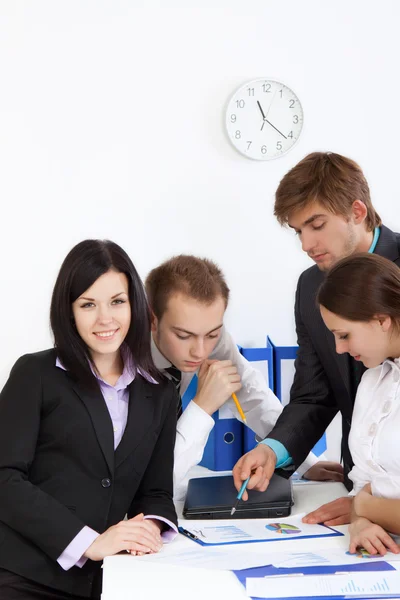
[317,252,400,327]
[50,239,162,387]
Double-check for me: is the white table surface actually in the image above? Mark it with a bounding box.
[101,468,352,600]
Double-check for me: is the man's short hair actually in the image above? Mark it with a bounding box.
[145,255,230,320]
[274,152,381,231]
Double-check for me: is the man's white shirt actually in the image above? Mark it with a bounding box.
[151,328,319,499]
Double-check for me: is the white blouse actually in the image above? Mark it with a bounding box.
[349,357,400,498]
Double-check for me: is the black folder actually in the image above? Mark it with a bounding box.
[183,473,293,519]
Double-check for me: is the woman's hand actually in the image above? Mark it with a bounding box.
[84,513,163,561]
[349,516,400,556]
[353,483,373,516]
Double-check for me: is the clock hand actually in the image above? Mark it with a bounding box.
[264,119,287,139]
[261,121,265,131]
[257,100,266,120]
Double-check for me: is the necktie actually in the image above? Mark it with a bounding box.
[165,365,183,418]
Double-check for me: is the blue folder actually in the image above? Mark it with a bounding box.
[181,373,244,471]
[269,340,327,456]
[233,561,397,600]
[239,336,275,454]
[199,416,244,470]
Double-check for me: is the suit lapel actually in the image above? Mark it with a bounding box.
[310,268,352,402]
[375,225,400,262]
[115,375,155,469]
[71,382,114,474]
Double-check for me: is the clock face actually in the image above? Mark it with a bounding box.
[225,79,304,160]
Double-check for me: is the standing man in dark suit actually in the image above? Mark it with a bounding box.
[233,152,400,526]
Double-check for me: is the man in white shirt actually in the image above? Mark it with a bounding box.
[145,254,343,499]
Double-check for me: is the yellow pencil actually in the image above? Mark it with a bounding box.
[232,392,247,423]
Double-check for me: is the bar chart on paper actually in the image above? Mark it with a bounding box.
[245,571,400,598]
[340,575,390,594]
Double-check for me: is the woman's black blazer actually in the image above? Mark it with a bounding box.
[0,349,177,597]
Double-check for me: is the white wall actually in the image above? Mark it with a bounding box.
[1,0,400,386]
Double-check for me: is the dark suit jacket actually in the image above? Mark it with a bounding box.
[268,225,400,490]
[0,349,178,597]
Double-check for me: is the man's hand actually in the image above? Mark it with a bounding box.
[303,461,344,482]
[193,359,241,416]
[232,444,276,501]
[303,496,353,526]
[84,513,163,561]
[349,517,400,556]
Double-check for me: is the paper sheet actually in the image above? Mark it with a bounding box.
[179,515,342,546]
[135,546,277,571]
[246,571,400,598]
[270,547,400,568]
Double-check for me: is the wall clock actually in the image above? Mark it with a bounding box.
[225,78,303,160]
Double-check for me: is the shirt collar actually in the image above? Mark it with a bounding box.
[376,357,400,385]
[55,345,154,390]
[113,346,136,390]
[368,227,381,254]
[151,335,172,370]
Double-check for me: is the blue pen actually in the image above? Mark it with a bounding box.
[230,476,250,516]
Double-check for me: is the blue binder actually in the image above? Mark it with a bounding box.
[181,373,244,471]
[269,340,327,456]
[239,336,275,454]
[199,416,244,471]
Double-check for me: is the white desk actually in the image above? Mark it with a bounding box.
[102,472,349,600]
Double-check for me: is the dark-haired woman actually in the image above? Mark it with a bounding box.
[318,252,400,557]
[0,240,178,599]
